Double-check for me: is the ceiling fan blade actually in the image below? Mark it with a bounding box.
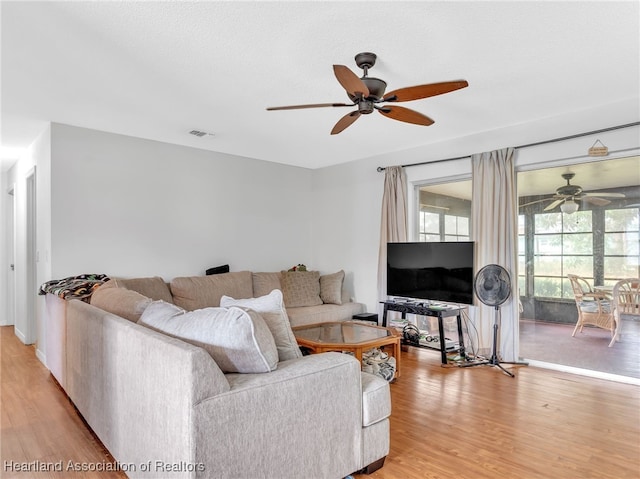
[333,65,370,98]
[377,105,434,126]
[331,111,361,135]
[581,196,611,206]
[383,80,469,102]
[582,192,625,198]
[266,102,353,111]
[519,198,557,208]
[544,199,565,211]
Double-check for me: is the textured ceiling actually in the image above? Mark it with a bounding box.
[1,1,639,171]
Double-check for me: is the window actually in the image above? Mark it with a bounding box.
[604,208,640,283]
[417,181,472,243]
[532,210,593,298]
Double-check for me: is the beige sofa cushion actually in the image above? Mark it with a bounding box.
[139,301,278,373]
[221,290,302,362]
[90,286,152,322]
[280,271,323,308]
[252,272,282,298]
[170,271,253,310]
[320,270,345,305]
[104,276,173,303]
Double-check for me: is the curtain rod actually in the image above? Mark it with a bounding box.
[376,121,640,172]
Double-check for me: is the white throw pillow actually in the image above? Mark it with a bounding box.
[220,289,302,362]
[138,301,278,373]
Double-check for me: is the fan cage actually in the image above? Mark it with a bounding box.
[474,264,511,307]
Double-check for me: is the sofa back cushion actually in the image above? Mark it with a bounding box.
[252,272,282,298]
[90,286,152,322]
[104,276,173,303]
[170,271,253,310]
[138,301,278,373]
[221,289,302,362]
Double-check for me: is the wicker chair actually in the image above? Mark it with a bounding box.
[609,278,640,347]
[567,274,614,340]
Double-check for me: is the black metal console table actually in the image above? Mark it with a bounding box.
[381,301,467,365]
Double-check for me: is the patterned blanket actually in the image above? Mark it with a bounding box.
[39,274,110,302]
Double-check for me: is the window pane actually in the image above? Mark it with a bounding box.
[604,256,640,278]
[420,234,440,242]
[534,256,562,276]
[563,211,592,232]
[563,233,593,254]
[444,215,456,234]
[563,256,593,277]
[534,235,562,254]
[561,278,574,299]
[605,208,640,231]
[535,213,562,233]
[518,255,526,273]
[458,217,469,236]
[421,212,439,234]
[518,215,525,235]
[518,235,525,252]
[444,235,459,241]
[518,276,525,296]
[534,277,562,298]
[605,232,639,255]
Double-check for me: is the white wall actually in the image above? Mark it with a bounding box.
[3,122,315,366]
[49,123,314,280]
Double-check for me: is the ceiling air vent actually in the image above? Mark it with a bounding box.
[189,129,214,137]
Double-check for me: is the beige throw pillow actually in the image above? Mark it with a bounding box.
[90,286,152,322]
[221,289,302,362]
[138,301,278,374]
[320,270,345,305]
[280,271,323,308]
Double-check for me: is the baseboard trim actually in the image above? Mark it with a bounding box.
[36,348,47,367]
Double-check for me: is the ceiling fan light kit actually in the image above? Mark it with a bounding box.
[267,52,468,134]
[560,199,579,214]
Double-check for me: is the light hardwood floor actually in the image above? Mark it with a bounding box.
[2,326,639,479]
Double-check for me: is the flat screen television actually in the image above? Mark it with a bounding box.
[387,241,475,305]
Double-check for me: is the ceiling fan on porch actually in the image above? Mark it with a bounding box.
[266,52,468,135]
[520,173,625,214]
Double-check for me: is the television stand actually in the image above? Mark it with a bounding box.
[381,301,468,365]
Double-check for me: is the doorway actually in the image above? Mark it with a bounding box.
[24,169,37,344]
[5,185,16,326]
[517,156,640,380]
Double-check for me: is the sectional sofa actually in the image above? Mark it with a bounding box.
[44,270,389,479]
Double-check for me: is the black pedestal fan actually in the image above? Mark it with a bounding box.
[462,264,515,377]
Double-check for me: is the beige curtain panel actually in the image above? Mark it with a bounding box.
[471,147,519,362]
[377,166,408,304]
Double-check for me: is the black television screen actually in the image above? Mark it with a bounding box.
[387,241,475,305]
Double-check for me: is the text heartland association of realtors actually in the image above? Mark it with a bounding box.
[3,460,205,473]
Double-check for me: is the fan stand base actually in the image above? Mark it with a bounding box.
[459,308,515,377]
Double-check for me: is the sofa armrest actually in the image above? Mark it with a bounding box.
[193,353,364,479]
[66,299,229,478]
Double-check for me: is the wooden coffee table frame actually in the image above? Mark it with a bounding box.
[292,321,401,379]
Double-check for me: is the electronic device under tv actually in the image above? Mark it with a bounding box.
[387,241,475,305]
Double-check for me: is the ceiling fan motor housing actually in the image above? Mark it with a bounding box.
[557,173,582,196]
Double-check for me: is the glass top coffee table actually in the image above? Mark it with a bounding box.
[292,321,401,379]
